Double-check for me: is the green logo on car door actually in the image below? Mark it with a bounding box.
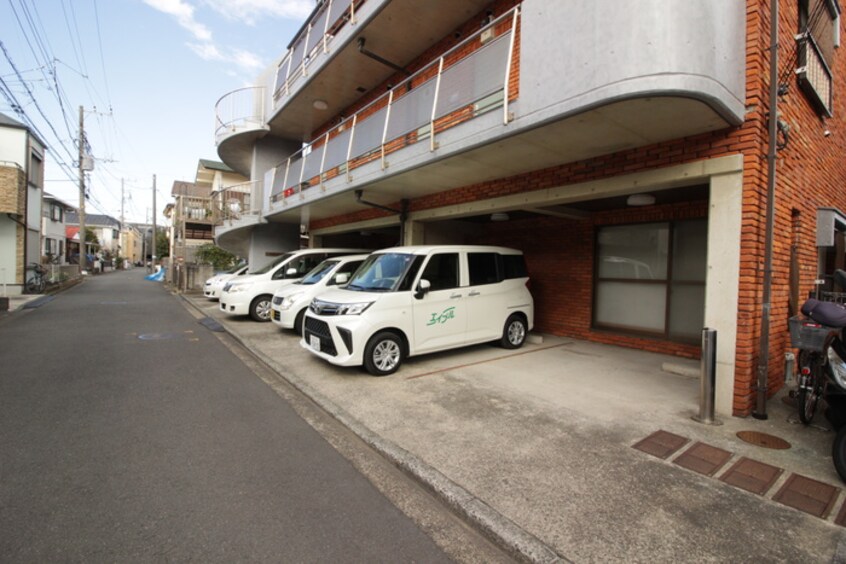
[427,306,456,326]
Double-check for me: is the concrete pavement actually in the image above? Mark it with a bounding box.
[184,290,846,563]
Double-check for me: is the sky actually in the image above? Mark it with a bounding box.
[1,0,314,224]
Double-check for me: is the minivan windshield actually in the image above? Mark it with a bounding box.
[299,260,339,285]
[345,253,417,292]
[250,252,295,275]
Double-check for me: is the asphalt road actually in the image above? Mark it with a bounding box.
[0,271,452,562]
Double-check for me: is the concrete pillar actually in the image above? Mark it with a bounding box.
[404,220,425,246]
[705,168,743,416]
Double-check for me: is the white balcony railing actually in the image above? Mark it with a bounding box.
[269,7,520,206]
[214,86,266,143]
[216,179,262,223]
[273,0,359,103]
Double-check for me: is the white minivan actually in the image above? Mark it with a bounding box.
[270,254,368,334]
[301,245,533,375]
[219,248,365,322]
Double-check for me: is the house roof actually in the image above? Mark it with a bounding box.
[65,212,120,228]
[198,159,234,173]
[171,180,210,197]
[0,111,46,146]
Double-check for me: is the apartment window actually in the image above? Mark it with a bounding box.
[29,152,43,187]
[798,0,840,116]
[49,203,63,222]
[593,220,707,343]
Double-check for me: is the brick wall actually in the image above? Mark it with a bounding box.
[0,164,25,215]
[310,1,846,416]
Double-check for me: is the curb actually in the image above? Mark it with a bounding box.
[182,295,569,564]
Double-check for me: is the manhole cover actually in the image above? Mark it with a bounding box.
[736,431,791,449]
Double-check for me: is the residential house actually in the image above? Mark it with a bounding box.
[0,112,45,294]
[41,193,72,265]
[210,0,846,418]
[66,212,121,259]
[119,223,144,266]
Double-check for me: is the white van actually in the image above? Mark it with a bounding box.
[219,248,366,321]
[203,263,249,299]
[301,245,533,375]
[270,254,368,334]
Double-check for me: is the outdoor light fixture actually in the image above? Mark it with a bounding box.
[490,212,510,222]
[626,194,656,206]
[313,99,328,110]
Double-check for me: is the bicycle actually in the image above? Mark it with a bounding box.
[25,263,46,294]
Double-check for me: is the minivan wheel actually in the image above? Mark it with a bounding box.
[364,331,403,376]
[501,314,527,349]
[250,295,273,322]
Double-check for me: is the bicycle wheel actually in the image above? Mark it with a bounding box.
[798,351,823,425]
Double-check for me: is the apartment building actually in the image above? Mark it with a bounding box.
[211,0,846,417]
[0,112,45,294]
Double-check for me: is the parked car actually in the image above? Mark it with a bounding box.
[270,254,368,334]
[301,245,533,375]
[220,249,367,322]
[203,263,249,300]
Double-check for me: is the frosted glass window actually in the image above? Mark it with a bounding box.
[597,223,668,280]
[595,282,666,332]
[668,284,706,340]
[672,220,707,282]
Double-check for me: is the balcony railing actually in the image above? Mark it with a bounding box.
[215,180,262,223]
[269,7,520,205]
[797,31,833,117]
[273,0,361,103]
[214,86,267,143]
[176,196,216,224]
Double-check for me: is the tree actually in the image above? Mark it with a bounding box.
[195,244,238,271]
[155,230,169,259]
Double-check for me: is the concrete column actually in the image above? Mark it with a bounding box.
[404,220,425,245]
[705,168,744,416]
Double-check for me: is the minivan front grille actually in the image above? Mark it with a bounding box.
[304,317,337,356]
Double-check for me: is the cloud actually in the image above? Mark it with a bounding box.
[201,0,313,25]
[143,0,212,41]
[187,42,265,71]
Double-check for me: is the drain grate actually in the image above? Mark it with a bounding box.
[720,457,783,495]
[736,431,791,450]
[773,474,839,518]
[673,442,733,477]
[632,430,689,460]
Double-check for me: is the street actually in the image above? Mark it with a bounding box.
[0,271,469,562]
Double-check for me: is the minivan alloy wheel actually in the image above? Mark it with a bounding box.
[364,331,403,376]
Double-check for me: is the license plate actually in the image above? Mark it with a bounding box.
[309,335,321,352]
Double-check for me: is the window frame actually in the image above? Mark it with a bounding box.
[591,219,707,344]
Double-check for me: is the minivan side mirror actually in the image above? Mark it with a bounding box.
[415,279,431,299]
[285,267,298,277]
[333,272,350,286]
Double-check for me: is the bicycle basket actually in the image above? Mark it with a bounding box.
[789,316,834,352]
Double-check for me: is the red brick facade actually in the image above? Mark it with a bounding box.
[309,1,846,416]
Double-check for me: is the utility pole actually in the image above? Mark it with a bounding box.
[77,106,87,273]
[152,174,157,271]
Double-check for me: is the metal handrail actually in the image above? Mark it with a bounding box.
[214,86,266,140]
[273,0,358,102]
[269,6,520,205]
[216,179,263,222]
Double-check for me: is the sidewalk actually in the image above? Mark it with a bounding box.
[184,293,846,562]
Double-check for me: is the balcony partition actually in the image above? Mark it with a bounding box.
[269,7,520,205]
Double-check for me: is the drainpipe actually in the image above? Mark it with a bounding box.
[753,0,779,420]
[354,190,409,245]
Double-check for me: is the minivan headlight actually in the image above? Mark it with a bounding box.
[279,292,303,310]
[338,301,373,315]
[226,283,250,294]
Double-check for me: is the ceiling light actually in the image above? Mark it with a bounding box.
[490,212,510,222]
[313,99,328,110]
[626,194,656,206]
